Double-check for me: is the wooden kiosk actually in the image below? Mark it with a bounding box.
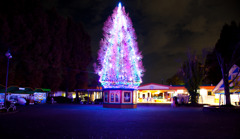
[103,88,137,108]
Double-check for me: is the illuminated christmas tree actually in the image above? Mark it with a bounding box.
[96,3,144,90]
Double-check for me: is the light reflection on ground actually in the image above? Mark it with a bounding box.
[1,104,239,139]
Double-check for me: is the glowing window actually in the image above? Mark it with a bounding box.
[208,91,212,96]
[110,93,114,102]
[124,92,131,102]
[109,91,120,103]
[115,93,119,102]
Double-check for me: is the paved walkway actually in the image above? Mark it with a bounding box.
[0,104,239,139]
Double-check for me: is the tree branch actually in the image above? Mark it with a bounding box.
[216,52,224,74]
[229,41,240,67]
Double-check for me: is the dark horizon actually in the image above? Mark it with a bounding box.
[0,0,239,89]
[48,0,240,84]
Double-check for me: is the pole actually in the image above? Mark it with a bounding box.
[219,94,221,106]
[88,90,89,104]
[4,58,10,107]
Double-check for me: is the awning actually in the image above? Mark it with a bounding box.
[6,86,34,94]
[0,86,51,94]
[35,88,51,92]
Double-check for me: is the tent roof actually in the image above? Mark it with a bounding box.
[3,86,34,94]
[34,88,51,92]
[0,86,50,94]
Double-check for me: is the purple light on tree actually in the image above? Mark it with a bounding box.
[96,2,144,89]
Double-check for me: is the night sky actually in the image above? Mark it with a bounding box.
[44,0,240,84]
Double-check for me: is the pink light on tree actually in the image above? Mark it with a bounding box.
[96,3,144,89]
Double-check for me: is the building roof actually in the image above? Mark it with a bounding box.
[0,86,50,94]
[213,64,239,93]
[199,86,216,90]
[74,89,102,92]
[35,88,51,92]
[138,83,170,90]
[138,83,215,91]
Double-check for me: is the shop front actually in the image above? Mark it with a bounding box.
[2,87,50,104]
[138,90,171,103]
[33,88,50,103]
[74,89,103,103]
[137,83,215,104]
[137,83,178,103]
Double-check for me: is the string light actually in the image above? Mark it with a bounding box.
[96,3,144,89]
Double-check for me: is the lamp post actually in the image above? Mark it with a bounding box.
[4,49,12,107]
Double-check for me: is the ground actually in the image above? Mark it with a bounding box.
[0,104,239,139]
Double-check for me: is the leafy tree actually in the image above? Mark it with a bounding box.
[202,50,222,85]
[0,0,91,92]
[214,21,240,106]
[166,72,184,85]
[180,52,205,104]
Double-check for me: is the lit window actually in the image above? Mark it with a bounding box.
[115,93,119,102]
[110,93,114,102]
[208,91,212,96]
[124,92,131,102]
[109,91,120,103]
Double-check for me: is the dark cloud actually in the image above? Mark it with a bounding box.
[49,0,240,84]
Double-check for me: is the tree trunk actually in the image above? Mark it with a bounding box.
[65,68,69,99]
[191,96,196,104]
[76,91,79,103]
[222,66,231,106]
[190,91,198,104]
[65,88,68,99]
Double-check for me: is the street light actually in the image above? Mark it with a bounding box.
[4,49,12,107]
